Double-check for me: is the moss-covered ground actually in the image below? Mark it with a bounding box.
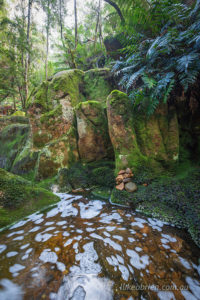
[111,165,200,247]
[0,168,59,228]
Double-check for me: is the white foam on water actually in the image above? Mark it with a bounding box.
[118,264,129,281]
[161,234,177,243]
[20,243,30,250]
[7,230,24,238]
[9,264,25,274]
[0,279,23,300]
[0,244,7,254]
[6,251,18,258]
[29,226,41,233]
[79,201,103,219]
[39,250,58,264]
[13,236,24,241]
[104,238,122,251]
[186,276,200,299]
[113,235,123,241]
[126,249,149,270]
[35,233,52,242]
[157,291,175,300]
[10,220,28,230]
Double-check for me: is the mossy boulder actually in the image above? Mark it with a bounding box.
[83,68,114,104]
[134,104,179,168]
[0,168,59,227]
[76,101,114,162]
[107,90,180,174]
[28,70,83,150]
[48,69,84,107]
[107,90,145,173]
[11,135,39,176]
[35,127,79,180]
[30,103,76,150]
[12,111,26,117]
[0,120,30,171]
[57,160,115,192]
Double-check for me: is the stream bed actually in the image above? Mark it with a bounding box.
[0,193,200,300]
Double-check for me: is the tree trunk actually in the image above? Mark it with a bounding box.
[103,0,125,23]
[94,0,101,50]
[45,0,50,81]
[25,0,33,104]
[74,0,78,49]
[59,0,63,41]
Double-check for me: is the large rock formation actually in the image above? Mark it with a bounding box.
[76,101,114,162]
[107,90,179,174]
[26,68,114,180]
[1,68,198,186]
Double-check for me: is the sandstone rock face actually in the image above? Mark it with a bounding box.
[107,90,180,174]
[76,101,114,162]
[35,128,79,180]
[107,90,145,172]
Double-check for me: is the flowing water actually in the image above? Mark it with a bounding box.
[0,193,200,300]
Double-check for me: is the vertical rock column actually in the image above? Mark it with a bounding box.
[106,90,144,173]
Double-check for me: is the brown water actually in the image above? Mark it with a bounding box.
[0,193,200,300]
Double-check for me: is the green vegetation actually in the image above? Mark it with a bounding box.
[111,167,200,247]
[113,0,200,115]
[0,168,59,227]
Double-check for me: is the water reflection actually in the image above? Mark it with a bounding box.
[0,193,199,299]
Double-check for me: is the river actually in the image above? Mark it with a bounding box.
[0,193,200,300]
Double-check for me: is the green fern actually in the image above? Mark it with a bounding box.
[113,0,200,114]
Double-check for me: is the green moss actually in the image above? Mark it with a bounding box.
[12,111,26,117]
[109,90,129,106]
[27,81,49,110]
[0,123,30,171]
[40,105,62,125]
[83,68,113,104]
[111,167,200,247]
[49,69,84,107]
[91,187,112,200]
[91,166,115,188]
[0,116,29,125]
[57,160,115,191]
[0,168,59,227]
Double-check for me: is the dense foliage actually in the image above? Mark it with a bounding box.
[113,0,200,114]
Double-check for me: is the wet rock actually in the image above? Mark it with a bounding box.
[118,170,126,175]
[125,182,137,193]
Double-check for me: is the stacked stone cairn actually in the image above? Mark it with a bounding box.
[116,168,137,193]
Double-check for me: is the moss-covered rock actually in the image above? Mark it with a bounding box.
[35,127,79,180]
[57,160,115,191]
[0,121,30,171]
[107,90,180,175]
[76,101,114,162]
[48,69,84,107]
[111,167,200,247]
[12,111,26,117]
[107,90,146,173]
[83,68,114,104]
[0,168,59,227]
